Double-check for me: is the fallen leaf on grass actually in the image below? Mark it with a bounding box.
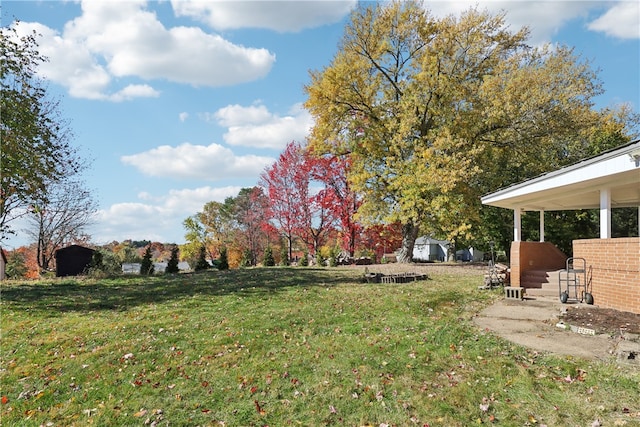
[254,400,266,415]
[133,409,147,418]
[1,396,8,404]
[576,369,587,381]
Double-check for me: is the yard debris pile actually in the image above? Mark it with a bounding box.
[363,271,428,283]
[481,262,509,288]
[335,251,373,265]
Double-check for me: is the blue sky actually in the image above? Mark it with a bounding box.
[3,1,639,248]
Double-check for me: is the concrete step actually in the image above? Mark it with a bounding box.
[526,274,585,299]
[521,269,563,289]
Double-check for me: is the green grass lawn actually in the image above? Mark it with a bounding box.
[1,266,638,426]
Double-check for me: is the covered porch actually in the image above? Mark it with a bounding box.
[481,140,640,314]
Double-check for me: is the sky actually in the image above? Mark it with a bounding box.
[2,0,639,249]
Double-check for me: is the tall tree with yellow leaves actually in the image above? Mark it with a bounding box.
[304,0,620,262]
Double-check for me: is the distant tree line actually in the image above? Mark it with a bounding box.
[3,2,639,278]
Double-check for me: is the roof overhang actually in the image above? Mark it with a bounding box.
[481,141,640,211]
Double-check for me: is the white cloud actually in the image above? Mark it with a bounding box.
[137,191,155,201]
[179,112,189,122]
[12,0,275,101]
[213,102,313,149]
[102,25,274,86]
[11,21,116,100]
[214,103,274,127]
[163,187,241,211]
[171,0,356,32]
[120,142,275,179]
[588,2,640,39]
[109,84,160,102]
[427,1,594,46]
[92,186,241,243]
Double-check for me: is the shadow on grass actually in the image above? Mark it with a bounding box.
[0,267,365,314]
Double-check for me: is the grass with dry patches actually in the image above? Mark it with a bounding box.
[1,265,638,426]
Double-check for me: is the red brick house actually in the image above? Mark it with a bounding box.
[482,140,640,314]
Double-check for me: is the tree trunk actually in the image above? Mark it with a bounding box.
[349,198,358,257]
[37,214,50,271]
[396,222,420,263]
[287,235,293,264]
[447,238,457,262]
[349,226,356,257]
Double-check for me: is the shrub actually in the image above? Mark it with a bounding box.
[194,246,210,271]
[263,246,275,267]
[299,250,309,267]
[279,245,289,266]
[165,246,180,274]
[140,246,155,275]
[328,245,340,267]
[88,249,122,278]
[5,251,27,279]
[218,246,229,270]
[239,249,252,268]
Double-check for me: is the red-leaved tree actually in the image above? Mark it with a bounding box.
[230,187,275,266]
[260,141,310,263]
[310,154,361,257]
[361,222,404,262]
[297,179,338,259]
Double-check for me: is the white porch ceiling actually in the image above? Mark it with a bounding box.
[481,141,640,211]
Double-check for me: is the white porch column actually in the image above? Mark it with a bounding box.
[600,188,611,239]
[539,210,545,242]
[514,208,521,242]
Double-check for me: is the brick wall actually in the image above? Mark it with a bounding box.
[510,241,567,287]
[573,237,640,314]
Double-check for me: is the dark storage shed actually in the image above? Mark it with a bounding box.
[55,245,95,277]
[0,247,7,280]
